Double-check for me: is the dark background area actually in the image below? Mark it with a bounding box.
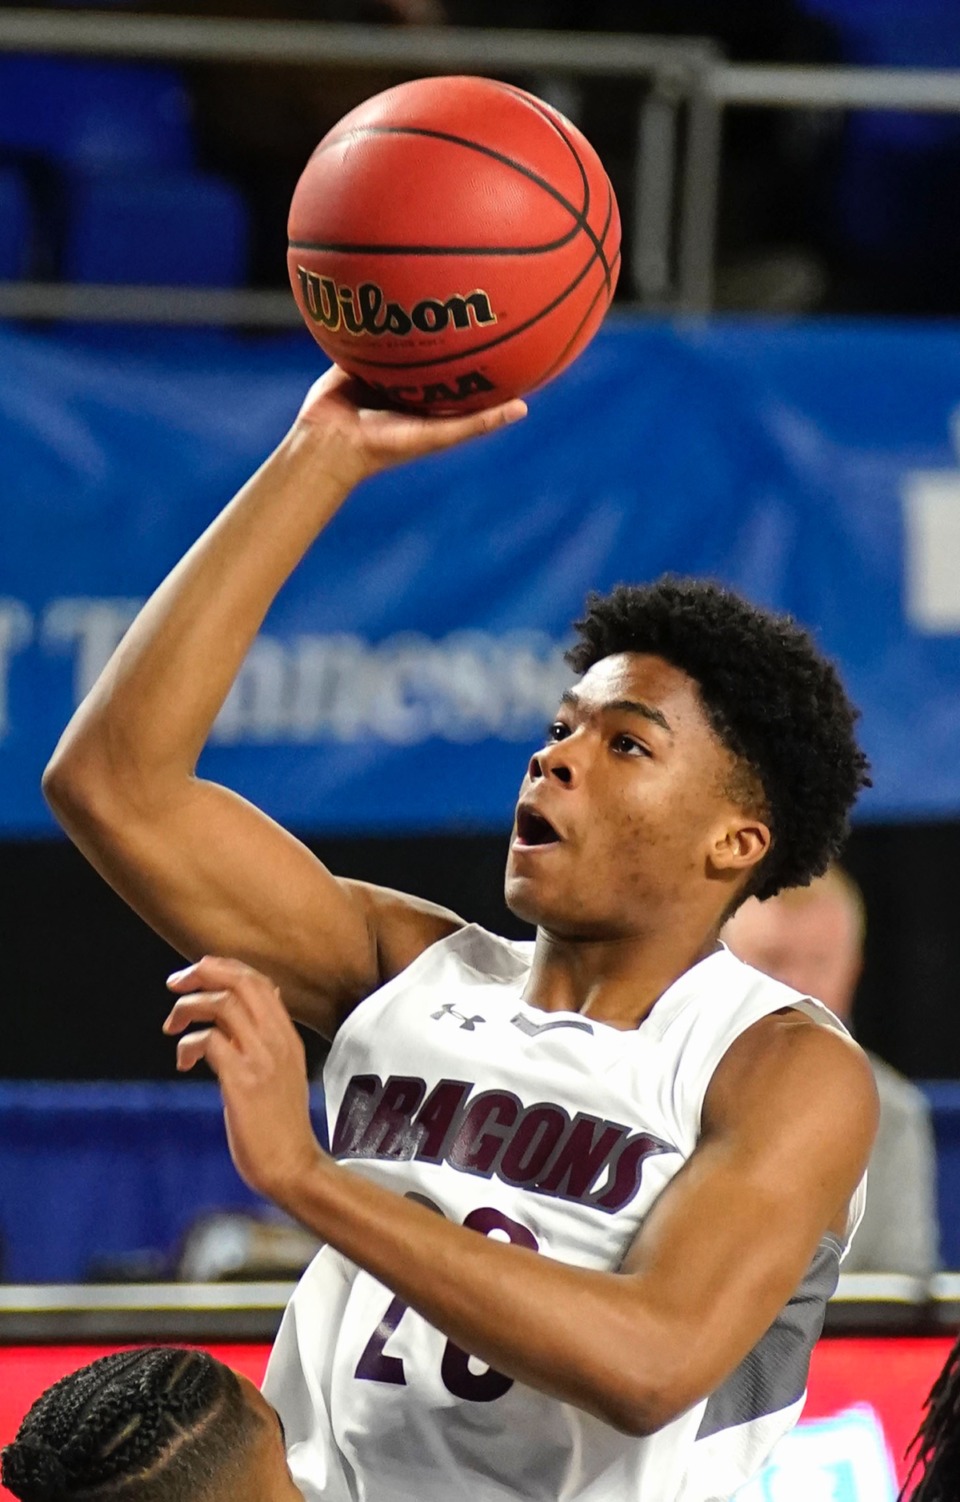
[4,821,958,1083]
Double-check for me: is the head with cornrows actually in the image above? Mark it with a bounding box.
[1,1347,301,1502]
[900,1334,960,1502]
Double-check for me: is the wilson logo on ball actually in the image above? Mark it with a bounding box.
[296,268,498,338]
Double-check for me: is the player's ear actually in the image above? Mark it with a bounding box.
[708,817,771,877]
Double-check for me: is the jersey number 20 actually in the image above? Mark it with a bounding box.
[354,1205,539,1402]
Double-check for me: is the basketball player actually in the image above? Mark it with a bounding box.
[1,1347,300,1502]
[43,368,878,1501]
[899,1332,960,1501]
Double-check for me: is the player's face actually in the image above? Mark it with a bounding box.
[233,1374,303,1501]
[505,651,765,937]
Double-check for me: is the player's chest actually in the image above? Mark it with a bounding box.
[324,984,686,1267]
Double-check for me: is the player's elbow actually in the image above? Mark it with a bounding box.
[43,732,143,834]
[44,730,107,814]
[602,1400,675,1440]
[600,1378,690,1439]
[43,739,96,823]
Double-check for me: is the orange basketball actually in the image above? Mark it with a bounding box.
[287,75,621,415]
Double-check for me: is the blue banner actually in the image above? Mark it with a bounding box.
[3,317,960,834]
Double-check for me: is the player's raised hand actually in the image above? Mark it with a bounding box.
[162,956,324,1200]
[293,365,527,487]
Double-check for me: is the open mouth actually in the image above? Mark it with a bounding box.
[515,807,561,847]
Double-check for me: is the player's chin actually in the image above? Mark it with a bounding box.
[504,859,572,928]
[505,884,607,941]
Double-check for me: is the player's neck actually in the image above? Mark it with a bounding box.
[523,925,722,1031]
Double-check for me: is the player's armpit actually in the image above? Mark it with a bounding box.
[343,879,468,992]
[44,766,463,1038]
[617,1013,878,1432]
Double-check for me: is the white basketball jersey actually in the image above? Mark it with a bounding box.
[263,924,865,1502]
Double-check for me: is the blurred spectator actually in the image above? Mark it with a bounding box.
[724,866,940,1278]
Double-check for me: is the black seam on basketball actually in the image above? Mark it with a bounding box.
[485,82,590,217]
[488,82,613,294]
[332,178,617,375]
[490,84,591,221]
[552,182,618,352]
[529,104,612,297]
[287,219,583,258]
[310,124,595,245]
[590,179,615,303]
[536,246,622,388]
[334,230,612,374]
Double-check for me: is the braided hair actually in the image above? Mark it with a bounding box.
[567,579,870,905]
[1,1347,257,1502]
[900,1334,960,1501]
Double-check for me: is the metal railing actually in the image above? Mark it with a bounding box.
[2,10,960,319]
[0,9,719,321]
[1,1274,958,1341]
[690,62,960,313]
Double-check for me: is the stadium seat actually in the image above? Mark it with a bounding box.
[798,0,956,45]
[0,55,194,172]
[797,0,960,289]
[0,166,32,280]
[62,170,251,288]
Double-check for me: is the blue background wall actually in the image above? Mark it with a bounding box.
[5,317,960,836]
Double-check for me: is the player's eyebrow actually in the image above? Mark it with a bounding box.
[560,688,673,735]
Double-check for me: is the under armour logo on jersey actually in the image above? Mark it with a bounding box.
[511,1012,594,1037]
[431,1003,485,1031]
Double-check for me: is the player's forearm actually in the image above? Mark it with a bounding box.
[273,1155,676,1436]
[45,425,354,799]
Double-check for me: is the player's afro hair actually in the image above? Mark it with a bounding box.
[1,1348,256,1502]
[566,577,870,904]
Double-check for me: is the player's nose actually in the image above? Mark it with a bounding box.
[528,740,581,787]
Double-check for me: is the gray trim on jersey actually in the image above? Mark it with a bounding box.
[696,1235,842,1440]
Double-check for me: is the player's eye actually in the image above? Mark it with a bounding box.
[612,733,650,757]
[545,721,571,743]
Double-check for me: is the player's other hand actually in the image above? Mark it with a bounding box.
[292,365,527,487]
[163,956,323,1202]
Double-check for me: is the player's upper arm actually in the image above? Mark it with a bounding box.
[617,1011,878,1433]
[43,764,464,1037]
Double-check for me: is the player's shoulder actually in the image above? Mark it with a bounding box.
[699,946,877,1112]
[711,945,863,1048]
[711,991,877,1129]
[651,943,837,1045]
[712,943,816,1010]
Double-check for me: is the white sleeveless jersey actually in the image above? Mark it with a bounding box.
[264,925,865,1502]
